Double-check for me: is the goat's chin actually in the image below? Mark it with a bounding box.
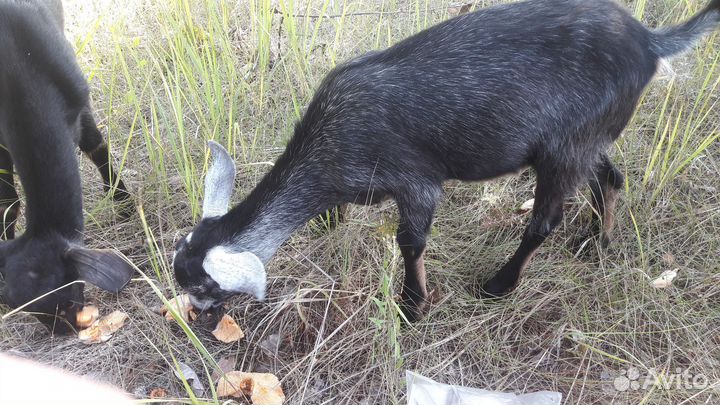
[189,294,219,312]
[36,313,78,335]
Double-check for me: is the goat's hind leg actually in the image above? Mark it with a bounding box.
[589,154,623,247]
[395,185,441,322]
[481,171,574,298]
[78,107,133,218]
[0,148,19,240]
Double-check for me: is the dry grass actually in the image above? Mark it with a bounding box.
[1,1,720,404]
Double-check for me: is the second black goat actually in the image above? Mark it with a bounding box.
[0,0,134,332]
[173,0,720,321]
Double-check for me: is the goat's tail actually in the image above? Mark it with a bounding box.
[650,0,720,58]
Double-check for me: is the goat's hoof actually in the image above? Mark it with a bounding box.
[479,277,514,299]
[397,297,428,323]
[600,234,612,249]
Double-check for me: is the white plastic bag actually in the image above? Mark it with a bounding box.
[406,371,562,405]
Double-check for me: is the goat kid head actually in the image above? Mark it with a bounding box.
[0,234,134,333]
[172,141,266,311]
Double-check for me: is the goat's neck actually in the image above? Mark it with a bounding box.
[6,117,84,240]
[220,159,330,263]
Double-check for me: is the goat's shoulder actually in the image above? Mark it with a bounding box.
[297,55,384,130]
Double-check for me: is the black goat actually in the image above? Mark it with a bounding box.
[0,0,134,332]
[173,0,720,321]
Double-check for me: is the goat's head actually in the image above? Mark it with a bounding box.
[0,233,134,333]
[172,141,266,311]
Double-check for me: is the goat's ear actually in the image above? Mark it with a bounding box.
[203,248,266,301]
[202,140,236,219]
[65,248,134,293]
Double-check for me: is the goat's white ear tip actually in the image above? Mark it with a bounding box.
[206,140,232,163]
[207,140,228,155]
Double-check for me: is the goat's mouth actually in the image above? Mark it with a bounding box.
[5,291,83,332]
[34,305,81,335]
[188,294,221,312]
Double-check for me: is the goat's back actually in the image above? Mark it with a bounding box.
[0,0,87,135]
[289,0,659,193]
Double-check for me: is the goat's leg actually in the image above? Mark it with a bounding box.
[396,186,441,322]
[0,148,19,240]
[78,107,133,217]
[481,175,568,297]
[589,154,624,247]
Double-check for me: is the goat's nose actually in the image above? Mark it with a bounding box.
[189,294,217,311]
[36,312,76,335]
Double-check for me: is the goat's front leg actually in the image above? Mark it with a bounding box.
[589,154,624,247]
[481,175,568,297]
[78,108,133,218]
[396,186,441,322]
[0,148,19,240]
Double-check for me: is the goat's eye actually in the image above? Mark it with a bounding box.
[175,234,194,253]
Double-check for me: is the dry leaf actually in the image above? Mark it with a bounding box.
[519,199,535,212]
[212,314,244,343]
[149,388,167,399]
[160,294,197,323]
[78,311,128,344]
[216,372,252,398]
[259,334,281,356]
[173,362,204,394]
[76,305,99,328]
[217,372,285,405]
[651,269,678,289]
[211,356,236,382]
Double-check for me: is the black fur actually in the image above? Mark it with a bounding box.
[0,0,134,333]
[175,0,720,321]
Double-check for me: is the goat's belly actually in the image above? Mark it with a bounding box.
[451,164,529,183]
[444,149,529,182]
[350,190,390,206]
